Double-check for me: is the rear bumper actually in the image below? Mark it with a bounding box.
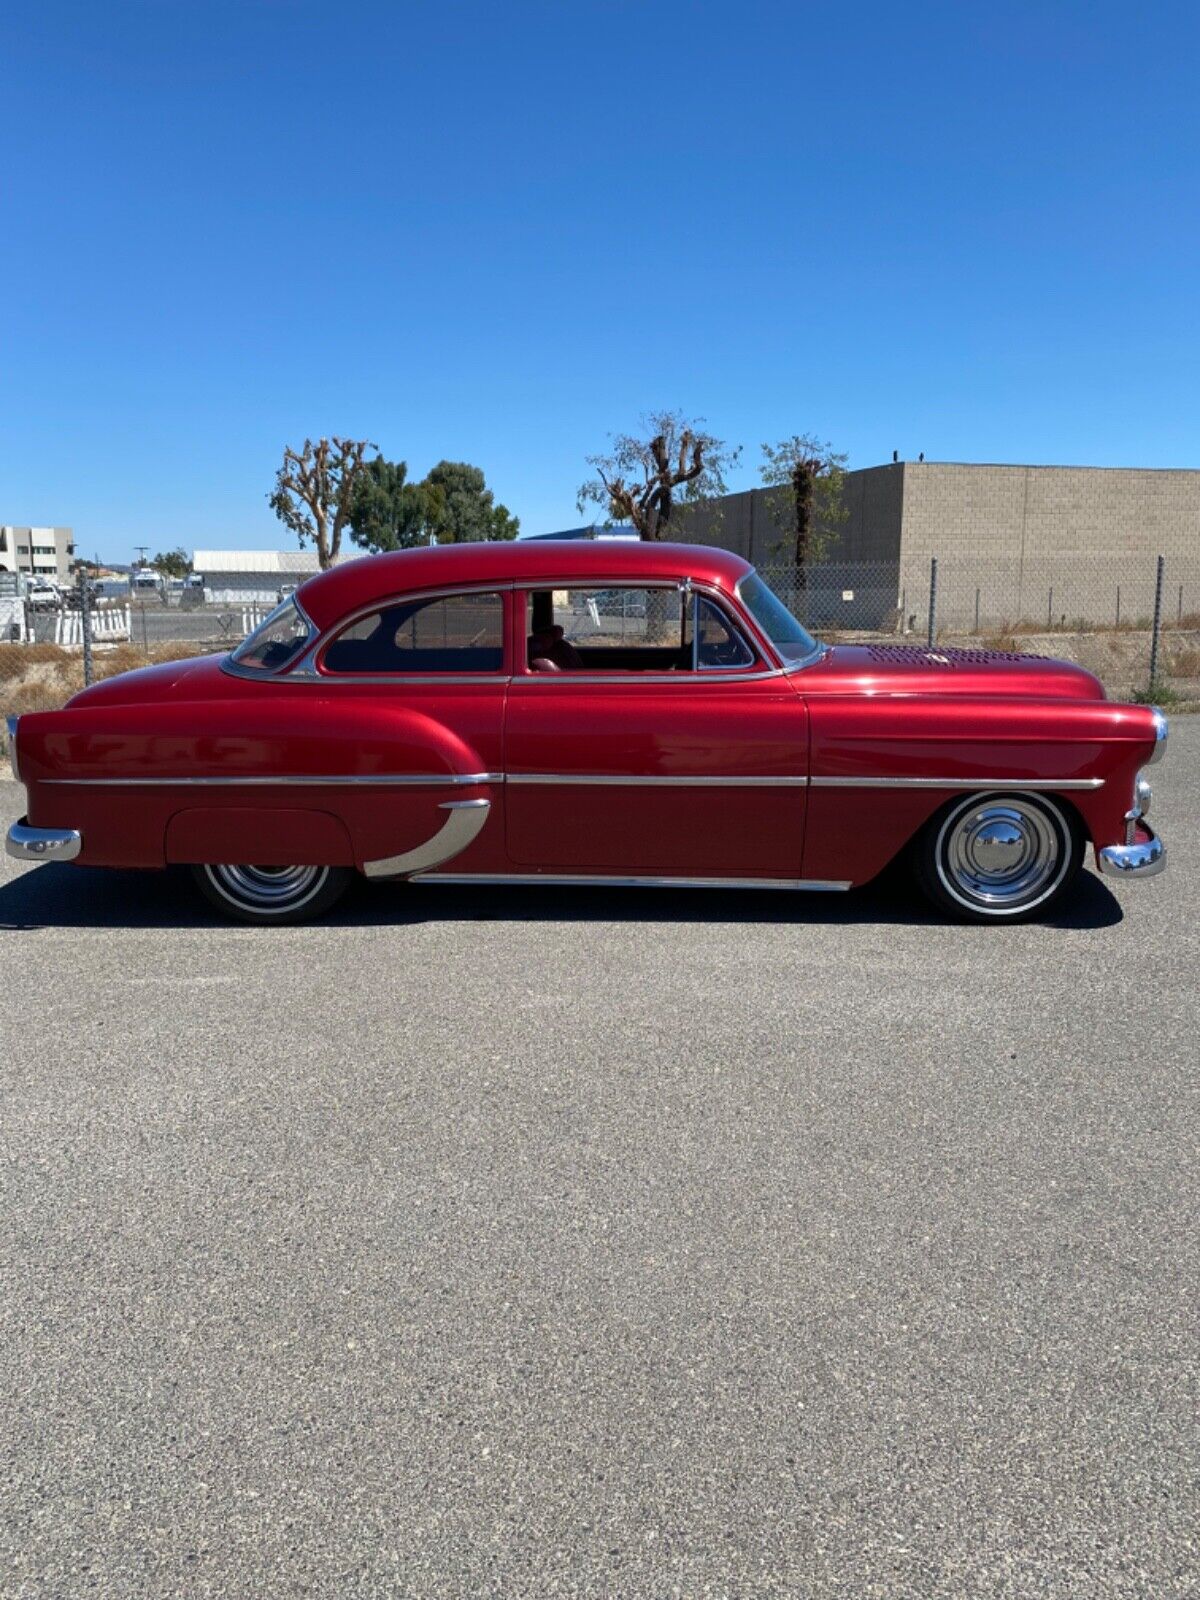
[1098,826,1165,880]
[6,817,82,862]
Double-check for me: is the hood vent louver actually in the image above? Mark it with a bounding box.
[864,644,1046,668]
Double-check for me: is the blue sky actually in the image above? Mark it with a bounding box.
[4,0,1198,562]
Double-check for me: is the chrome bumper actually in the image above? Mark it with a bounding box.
[1098,826,1166,880]
[6,818,82,862]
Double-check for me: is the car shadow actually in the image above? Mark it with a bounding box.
[0,861,1125,933]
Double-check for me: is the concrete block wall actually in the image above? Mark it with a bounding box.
[898,463,1200,561]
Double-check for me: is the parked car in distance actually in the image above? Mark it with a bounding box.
[25,578,62,611]
[277,583,298,603]
[6,541,1167,924]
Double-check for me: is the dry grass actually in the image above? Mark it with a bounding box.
[0,641,213,718]
[980,634,1026,654]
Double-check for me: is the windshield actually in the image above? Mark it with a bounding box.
[229,598,313,673]
[737,573,820,665]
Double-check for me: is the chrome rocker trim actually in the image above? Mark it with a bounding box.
[362,799,491,880]
[409,872,852,891]
[6,818,82,862]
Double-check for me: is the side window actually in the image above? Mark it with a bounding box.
[527,586,686,671]
[694,596,755,669]
[323,591,504,674]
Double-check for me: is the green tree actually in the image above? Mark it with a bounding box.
[424,461,519,543]
[347,458,434,553]
[268,435,376,569]
[150,546,192,578]
[578,410,740,540]
[759,434,849,571]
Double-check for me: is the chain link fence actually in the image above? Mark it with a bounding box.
[2,557,1198,742]
[761,554,1200,705]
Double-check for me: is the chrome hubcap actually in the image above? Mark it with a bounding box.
[208,863,327,909]
[937,797,1067,912]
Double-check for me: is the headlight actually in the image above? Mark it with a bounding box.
[5,715,18,782]
[1134,773,1152,816]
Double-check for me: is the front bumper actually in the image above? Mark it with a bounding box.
[1098,825,1166,880]
[6,818,82,863]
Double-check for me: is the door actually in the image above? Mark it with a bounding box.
[309,586,511,875]
[505,583,810,876]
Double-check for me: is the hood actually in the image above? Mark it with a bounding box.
[797,643,1106,701]
[66,653,232,708]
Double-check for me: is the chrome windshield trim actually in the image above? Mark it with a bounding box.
[42,772,503,788]
[734,573,824,670]
[410,872,851,891]
[507,773,808,787]
[809,776,1104,790]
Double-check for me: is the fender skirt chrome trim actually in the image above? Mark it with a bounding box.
[362,798,491,880]
[408,872,851,891]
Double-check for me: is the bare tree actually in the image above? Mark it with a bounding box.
[269,436,377,569]
[760,435,849,572]
[578,411,741,540]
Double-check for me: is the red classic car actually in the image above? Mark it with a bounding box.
[6,541,1167,924]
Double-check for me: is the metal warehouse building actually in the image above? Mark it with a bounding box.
[192,548,363,605]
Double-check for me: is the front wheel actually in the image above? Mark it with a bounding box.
[190,863,353,925]
[914,792,1083,923]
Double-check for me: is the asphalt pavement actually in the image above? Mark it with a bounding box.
[0,729,1196,1599]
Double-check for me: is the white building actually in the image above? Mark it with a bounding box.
[191,547,364,605]
[0,525,75,583]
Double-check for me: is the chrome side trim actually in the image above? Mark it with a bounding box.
[42,772,504,788]
[6,818,82,862]
[41,771,1104,792]
[512,668,785,685]
[286,672,510,685]
[1147,707,1169,765]
[362,798,491,880]
[808,776,1105,791]
[409,872,852,891]
[507,773,809,787]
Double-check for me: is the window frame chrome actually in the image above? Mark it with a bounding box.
[513,577,781,683]
[734,571,825,673]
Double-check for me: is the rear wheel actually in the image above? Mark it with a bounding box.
[190,863,353,925]
[914,792,1083,923]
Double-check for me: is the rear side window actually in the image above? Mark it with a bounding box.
[229,598,313,673]
[323,591,505,674]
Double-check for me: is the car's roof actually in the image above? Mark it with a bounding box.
[297,540,755,629]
